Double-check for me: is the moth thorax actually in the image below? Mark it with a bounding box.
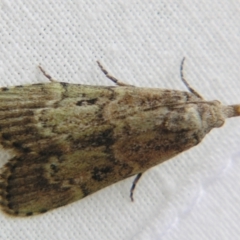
[199,101,225,132]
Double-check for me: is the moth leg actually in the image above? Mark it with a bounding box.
[38,66,57,82]
[97,61,134,87]
[180,58,204,99]
[130,173,143,201]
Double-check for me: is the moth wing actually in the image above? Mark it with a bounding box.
[0,150,126,216]
[0,82,204,216]
[0,82,122,216]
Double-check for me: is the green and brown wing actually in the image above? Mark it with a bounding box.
[0,82,204,216]
[0,82,122,216]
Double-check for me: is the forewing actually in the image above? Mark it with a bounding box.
[0,83,203,216]
[0,82,118,216]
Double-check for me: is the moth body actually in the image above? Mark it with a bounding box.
[0,60,239,216]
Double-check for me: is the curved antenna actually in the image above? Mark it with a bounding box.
[180,57,203,99]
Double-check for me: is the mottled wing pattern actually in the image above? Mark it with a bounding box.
[0,82,116,216]
[0,82,204,216]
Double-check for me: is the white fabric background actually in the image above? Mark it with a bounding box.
[1,1,240,239]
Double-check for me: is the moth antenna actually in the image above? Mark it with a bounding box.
[180,58,204,99]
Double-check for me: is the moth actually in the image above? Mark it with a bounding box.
[0,59,239,216]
